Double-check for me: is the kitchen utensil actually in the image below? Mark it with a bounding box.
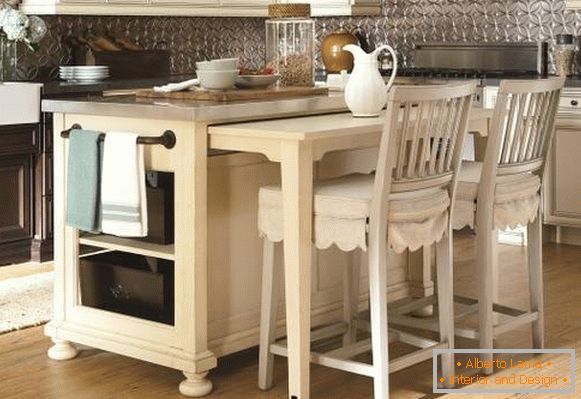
[321,29,359,73]
[153,78,199,93]
[342,44,398,117]
[197,69,239,90]
[235,74,280,88]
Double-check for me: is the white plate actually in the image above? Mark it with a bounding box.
[67,72,109,76]
[60,74,109,79]
[61,71,109,75]
[59,66,108,70]
[235,74,280,89]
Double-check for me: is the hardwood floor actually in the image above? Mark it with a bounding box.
[0,262,52,282]
[1,233,580,399]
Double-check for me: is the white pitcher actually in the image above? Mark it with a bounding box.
[343,44,398,117]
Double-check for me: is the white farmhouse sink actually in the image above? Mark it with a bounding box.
[0,82,43,125]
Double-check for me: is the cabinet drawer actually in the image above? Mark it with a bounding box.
[0,124,39,156]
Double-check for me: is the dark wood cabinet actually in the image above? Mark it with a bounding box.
[31,112,54,262]
[0,124,37,265]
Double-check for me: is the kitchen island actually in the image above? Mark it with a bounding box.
[42,93,491,398]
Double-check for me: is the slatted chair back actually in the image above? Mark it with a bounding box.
[477,78,564,214]
[489,77,564,179]
[369,81,477,236]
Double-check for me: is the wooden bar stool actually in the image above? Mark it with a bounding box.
[451,77,565,374]
[257,81,478,398]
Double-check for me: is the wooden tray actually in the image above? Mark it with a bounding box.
[136,86,328,102]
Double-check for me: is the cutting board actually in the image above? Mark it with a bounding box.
[136,86,329,102]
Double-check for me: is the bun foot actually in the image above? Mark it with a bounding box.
[48,339,78,361]
[179,372,213,397]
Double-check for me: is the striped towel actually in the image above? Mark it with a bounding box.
[100,132,148,237]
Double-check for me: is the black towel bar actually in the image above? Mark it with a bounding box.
[60,124,177,149]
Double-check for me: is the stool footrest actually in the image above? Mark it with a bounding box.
[275,321,348,347]
[270,338,448,378]
[493,311,539,336]
[391,294,536,341]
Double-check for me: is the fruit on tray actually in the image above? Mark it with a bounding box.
[239,66,274,76]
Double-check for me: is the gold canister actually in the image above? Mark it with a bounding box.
[321,29,359,73]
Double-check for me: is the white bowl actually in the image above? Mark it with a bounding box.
[196,58,239,71]
[197,69,239,90]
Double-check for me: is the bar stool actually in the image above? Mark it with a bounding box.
[257,81,478,397]
[452,78,564,373]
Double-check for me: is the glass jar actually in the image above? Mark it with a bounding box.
[265,4,315,87]
[554,34,575,77]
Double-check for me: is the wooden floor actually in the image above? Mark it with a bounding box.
[1,232,580,399]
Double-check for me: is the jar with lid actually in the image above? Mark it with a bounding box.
[265,3,315,87]
[554,34,575,77]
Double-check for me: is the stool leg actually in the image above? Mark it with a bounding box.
[527,208,544,349]
[368,239,390,398]
[477,225,497,376]
[436,228,455,388]
[343,249,361,346]
[258,239,282,390]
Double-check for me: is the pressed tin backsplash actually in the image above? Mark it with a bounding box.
[18,0,581,80]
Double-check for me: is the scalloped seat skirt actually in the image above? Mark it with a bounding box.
[453,161,541,231]
[258,173,450,254]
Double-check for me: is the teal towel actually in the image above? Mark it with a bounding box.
[66,129,104,232]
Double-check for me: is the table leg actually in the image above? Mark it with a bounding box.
[280,141,313,399]
[176,123,216,396]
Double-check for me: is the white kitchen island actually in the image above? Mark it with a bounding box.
[42,93,491,399]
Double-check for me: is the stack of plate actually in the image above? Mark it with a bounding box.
[59,66,110,83]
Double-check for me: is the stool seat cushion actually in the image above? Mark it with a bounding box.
[453,161,541,230]
[258,173,450,253]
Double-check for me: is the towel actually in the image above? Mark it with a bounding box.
[100,132,148,237]
[66,129,103,232]
[153,78,199,93]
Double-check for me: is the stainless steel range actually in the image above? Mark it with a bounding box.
[384,41,550,109]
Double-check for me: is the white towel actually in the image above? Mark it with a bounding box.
[153,78,199,93]
[100,132,148,237]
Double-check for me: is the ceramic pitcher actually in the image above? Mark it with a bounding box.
[342,44,398,117]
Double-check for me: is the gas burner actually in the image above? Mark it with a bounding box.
[385,67,543,81]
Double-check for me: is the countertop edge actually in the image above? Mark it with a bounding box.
[42,94,348,123]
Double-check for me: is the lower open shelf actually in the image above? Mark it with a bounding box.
[79,234,175,261]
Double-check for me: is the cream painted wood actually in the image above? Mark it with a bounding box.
[248,81,477,399]
[543,121,581,227]
[47,114,216,397]
[279,140,314,399]
[458,78,564,374]
[19,0,380,16]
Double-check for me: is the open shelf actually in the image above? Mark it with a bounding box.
[79,234,175,261]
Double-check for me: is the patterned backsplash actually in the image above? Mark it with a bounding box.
[18,0,581,80]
